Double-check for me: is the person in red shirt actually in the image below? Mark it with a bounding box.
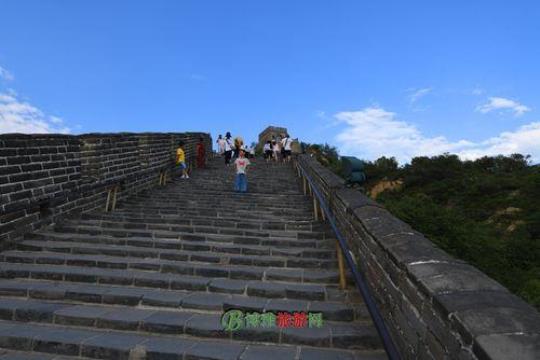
[196,137,206,169]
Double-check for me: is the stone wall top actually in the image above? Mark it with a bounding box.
[297,153,540,360]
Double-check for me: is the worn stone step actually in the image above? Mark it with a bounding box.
[122,194,310,207]
[46,225,335,250]
[25,232,336,260]
[0,319,387,359]
[80,210,328,232]
[0,263,345,301]
[0,256,345,286]
[0,279,367,321]
[109,207,316,222]
[17,240,338,269]
[0,298,380,350]
[0,348,89,359]
[0,251,344,282]
[114,209,315,222]
[25,232,336,259]
[116,202,313,217]
[60,218,332,241]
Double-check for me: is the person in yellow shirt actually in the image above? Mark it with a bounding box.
[176,141,189,179]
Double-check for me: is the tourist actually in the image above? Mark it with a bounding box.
[281,133,293,162]
[272,139,280,162]
[176,141,189,179]
[216,134,225,155]
[196,137,206,168]
[224,132,233,165]
[263,140,272,162]
[233,136,244,159]
[234,150,250,193]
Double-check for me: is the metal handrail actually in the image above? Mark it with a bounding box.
[296,159,401,360]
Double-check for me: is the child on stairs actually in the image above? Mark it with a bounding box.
[234,150,250,193]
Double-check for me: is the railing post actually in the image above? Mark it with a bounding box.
[111,185,119,211]
[313,197,319,221]
[336,241,347,289]
[303,177,307,195]
[105,188,112,212]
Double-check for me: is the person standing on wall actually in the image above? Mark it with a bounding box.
[234,150,250,193]
[233,136,243,159]
[224,132,233,165]
[263,140,272,163]
[196,137,206,168]
[272,139,280,162]
[281,133,293,163]
[216,134,225,155]
[176,141,189,179]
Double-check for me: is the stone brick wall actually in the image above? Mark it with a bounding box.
[297,154,539,360]
[0,132,211,247]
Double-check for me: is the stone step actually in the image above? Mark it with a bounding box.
[25,232,336,260]
[46,225,335,250]
[79,211,327,232]
[0,251,345,283]
[115,193,311,210]
[145,187,306,198]
[0,320,388,359]
[118,199,312,213]
[113,205,315,222]
[17,240,338,269]
[61,218,332,240]
[105,207,315,222]
[0,279,367,322]
[0,263,346,301]
[0,348,90,359]
[0,298,380,350]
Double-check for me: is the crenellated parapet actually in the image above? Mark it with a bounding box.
[0,132,212,247]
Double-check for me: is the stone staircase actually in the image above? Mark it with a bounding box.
[0,156,387,359]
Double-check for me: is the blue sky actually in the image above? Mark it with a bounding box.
[1,1,539,163]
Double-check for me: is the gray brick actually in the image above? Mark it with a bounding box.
[185,341,245,360]
[81,333,147,360]
[240,345,296,360]
[140,311,193,334]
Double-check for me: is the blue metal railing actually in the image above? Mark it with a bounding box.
[296,158,401,360]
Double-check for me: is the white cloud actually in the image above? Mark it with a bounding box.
[315,110,326,118]
[0,92,70,134]
[0,66,14,81]
[476,97,531,117]
[408,88,432,103]
[471,87,484,96]
[335,106,540,163]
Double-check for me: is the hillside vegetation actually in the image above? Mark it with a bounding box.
[303,143,540,309]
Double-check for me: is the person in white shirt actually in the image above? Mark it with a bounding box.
[224,132,234,165]
[216,135,225,155]
[281,134,293,162]
[263,141,272,162]
[272,140,280,162]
